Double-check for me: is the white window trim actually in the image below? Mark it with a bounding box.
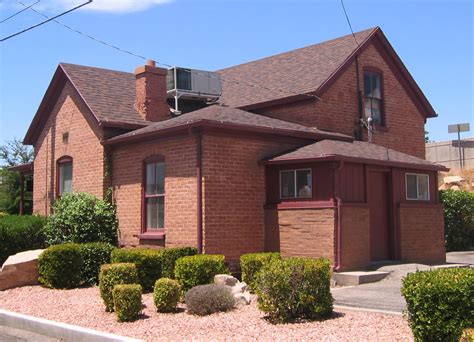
[405,173,430,201]
[279,168,312,199]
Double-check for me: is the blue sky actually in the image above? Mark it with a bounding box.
[0,0,472,145]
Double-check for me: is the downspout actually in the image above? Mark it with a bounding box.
[334,161,344,272]
[355,55,364,140]
[196,132,203,253]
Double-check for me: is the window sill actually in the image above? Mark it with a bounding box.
[137,231,166,240]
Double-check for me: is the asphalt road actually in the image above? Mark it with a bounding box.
[331,251,474,313]
[0,325,60,342]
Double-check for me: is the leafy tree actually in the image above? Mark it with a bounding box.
[0,138,34,214]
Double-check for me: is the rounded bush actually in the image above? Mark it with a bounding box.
[174,254,228,292]
[79,242,115,286]
[44,192,118,246]
[99,263,139,312]
[111,248,163,292]
[113,284,142,322]
[161,247,198,279]
[440,190,474,251]
[185,284,235,316]
[401,268,474,342]
[153,278,181,313]
[0,215,47,265]
[38,243,83,289]
[255,257,333,323]
[240,252,280,292]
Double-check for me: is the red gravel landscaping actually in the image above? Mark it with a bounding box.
[0,286,413,341]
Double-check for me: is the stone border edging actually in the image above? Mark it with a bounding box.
[0,309,144,342]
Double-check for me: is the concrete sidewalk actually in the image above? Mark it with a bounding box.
[331,251,473,313]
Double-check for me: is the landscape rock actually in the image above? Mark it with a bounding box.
[234,292,251,306]
[214,274,251,305]
[214,274,238,287]
[0,249,44,291]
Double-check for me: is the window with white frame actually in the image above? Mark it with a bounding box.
[405,173,429,200]
[280,169,312,199]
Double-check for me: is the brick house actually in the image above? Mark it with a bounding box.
[19,27,447,270]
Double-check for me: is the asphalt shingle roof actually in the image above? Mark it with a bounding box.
[217,28,376,108]
[265,140,447,170]
[106,105,352,144]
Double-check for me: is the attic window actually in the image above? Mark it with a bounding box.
[363,69,384,126]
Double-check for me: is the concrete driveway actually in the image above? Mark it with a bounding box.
[331,251,473,313]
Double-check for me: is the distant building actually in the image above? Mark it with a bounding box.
[426,137,474,170]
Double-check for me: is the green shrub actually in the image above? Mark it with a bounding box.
[38,243,83,289]
[401,268,474,342]
[185,284,235,316]
[44,192,118,246]
[161,247,198,279]
[0,215,47,265]
[79,242,115,286]
[99,263,139,312]
[441,190,474,251]
[111,248,163,292]
[112,284,142,322]
[240,252,280,292]
[174,254,228,292]
[255,257,333,323]
[153,278,181,313]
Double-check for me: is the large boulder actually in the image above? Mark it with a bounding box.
[0,249,44,291]
[214,274,251,306]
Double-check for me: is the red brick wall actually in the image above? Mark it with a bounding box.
[340,205,370,270]
[111,135,197,247]
[399,204,446,264]
[278,208,335,261]
[256,43,427,159]
[33,82,105,216]
[201,133,297,263]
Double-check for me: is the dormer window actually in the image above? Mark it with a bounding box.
[363,69,384,126]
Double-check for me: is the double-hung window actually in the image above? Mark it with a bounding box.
[57,156,72,196]
[144,157,165,230]
[280,169,312,199]
[363,70,384,126]
[405,173,429,201]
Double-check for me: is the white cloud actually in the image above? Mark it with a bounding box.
[36,0,171,14]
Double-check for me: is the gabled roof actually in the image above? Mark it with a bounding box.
[263,140,448,171]
[105,105,352,145]
[23,63,150,145]
[218,27,436,119]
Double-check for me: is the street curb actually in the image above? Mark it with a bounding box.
[334,305,403,316]
[0,309,144,342]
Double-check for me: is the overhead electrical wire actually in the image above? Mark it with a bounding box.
[0,0,39,24]
[15,0,322,104]
[340,0,359,47]
[0,0,91,42]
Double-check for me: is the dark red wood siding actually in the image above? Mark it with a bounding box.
[339,163,366,203]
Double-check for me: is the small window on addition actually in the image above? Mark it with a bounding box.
[62,132,69,143]
[280,169,312,199]
[406,173,429,200]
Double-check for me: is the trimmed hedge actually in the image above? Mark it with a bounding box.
[174,254,228,292]
[255,257,333,323]
[161,247,198,279]
[111,248,163,292]
[38,243,83,289]
[45,192,118,246]
[153,278,181,313]
[113,284,143,322]
[401,268,474,342]
[0,215,47,265]
[441,190,474,251]
[240,252,280,292]
[79,242,115,286]
[185,284,235,316]
[99,263,139,312]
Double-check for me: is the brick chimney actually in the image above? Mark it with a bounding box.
[134,60,170,122]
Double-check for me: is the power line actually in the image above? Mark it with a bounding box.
[340,0,359,46]
[0,0,39,24]
[16,0,321,103]
[1,0,91,42]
